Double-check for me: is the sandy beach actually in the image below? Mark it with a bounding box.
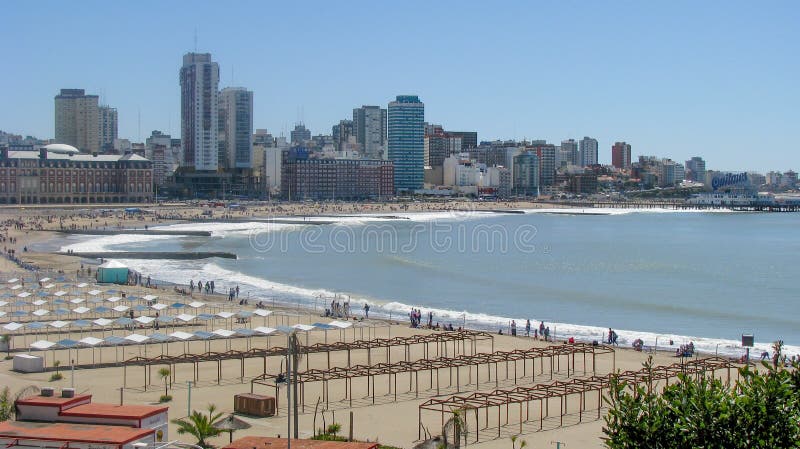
[0,201,741,449]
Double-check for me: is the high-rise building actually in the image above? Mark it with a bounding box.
[220,87,253,169]
[685,156,706,182]
[611,141,632,169]
[280,149,394,200]
[388,95,425,191]
[180,52,219,171]
[54,89,100,154]
[332,119,354,152]
[579,137,598,166]
[353,106,387,159]
[99,106,118,153]
[528,143,556,187]
[447,131,478,151]
[424,130,462,168]
[560,139,578,166]
[290,124,311,146]
[513,152,539,196]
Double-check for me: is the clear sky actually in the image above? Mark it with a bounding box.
[1,1,798,172]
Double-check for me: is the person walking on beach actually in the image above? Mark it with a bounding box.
[525,319,531,337]
[235,285,239,298]
[544,326,550,342]
[364,303,370,318]
[511,320,517,336]
[539,321,545,339]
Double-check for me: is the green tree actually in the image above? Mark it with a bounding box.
[603,357,800,449]
[171,404,225,449]
[158,367,171,397]
[0,386,40,422]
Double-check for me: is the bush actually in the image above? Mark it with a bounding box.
[49,373,63,382]
[159,394,173,403]
[603,357,800,449]
[4,356,12,361]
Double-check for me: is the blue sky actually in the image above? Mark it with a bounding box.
[1,1,798,172]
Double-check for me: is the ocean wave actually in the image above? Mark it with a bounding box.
[60,234,174,252]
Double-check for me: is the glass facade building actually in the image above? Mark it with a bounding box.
[388,95,424,191]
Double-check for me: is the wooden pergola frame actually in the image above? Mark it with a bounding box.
[418,356,736,442]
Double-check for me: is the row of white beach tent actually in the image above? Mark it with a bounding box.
[0,302,265,320]
[23,320,362,365]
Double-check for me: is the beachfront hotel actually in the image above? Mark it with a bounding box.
[387,95,425,191]
[0,144,153,204]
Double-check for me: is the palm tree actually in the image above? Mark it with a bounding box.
[0,385,40,422]
[158,367,171,397]
[171,404,225,449]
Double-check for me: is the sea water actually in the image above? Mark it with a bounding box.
[60,208,800,358]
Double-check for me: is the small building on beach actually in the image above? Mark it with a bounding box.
[96,260,129,284]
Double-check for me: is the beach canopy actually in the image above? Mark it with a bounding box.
[143,295,158,301]
[216,311,235,319]
[32,309,50,317]
[175,314,196,322]
[112,305,130,312]
[39,277,51,283]
[328,320,353,329]
[2,322,23,331]
[135,316,155,324]
[151,303,168,311]
[148,333,171,342]
[49,320,70,329]
[106,296,122,303]
[56,339,79,348]
[292,324,316,332]
[170,331,194,340]
[125,334,149,343]
[30,340,56,350]
[73,307,90,314]
[188,301,206,308]
[54,291,67,297]
[87,290,102,296]
[72,320,92,328]
[116,317,134,326]
[76,283,88,288]
[212,329,236,338]
[7,278,18,283]
[17,292,30,298]
[70,298,85,304]
[93,318,114,326]
[253,309,272,317]
[79,336,104,346]
[26,322,46,330]
[252,326,277,335]
[32,299,47,306]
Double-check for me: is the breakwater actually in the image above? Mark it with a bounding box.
[58,251,237,260]
[54,229,212,236]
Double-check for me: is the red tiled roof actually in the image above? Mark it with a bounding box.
[15,394,92,409]
[0,421,153,445]
[60,403,169,420]
[224,436,379,449]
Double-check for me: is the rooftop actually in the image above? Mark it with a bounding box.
[0,421,153,445]
[224,437,378,449]
[60,402,168,420]
[15,393,91,409]
[7,150,149,162]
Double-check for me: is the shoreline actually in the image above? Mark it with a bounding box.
[4,202,790,362]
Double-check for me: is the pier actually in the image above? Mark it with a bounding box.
[539,200,800,212]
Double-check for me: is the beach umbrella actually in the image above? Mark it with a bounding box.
[213,414,251,443]
[106,296,122,303]
[32,309,50,318]
[87,289,102,296]
[70,298,85,305]
[113,305,130,313]
[143,294,158,302]
[53,291,68,297]
[151,303,168,311]
[32,299,47,306]
[17,291,31,298]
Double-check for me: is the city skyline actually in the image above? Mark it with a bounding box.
[1,1,798,172]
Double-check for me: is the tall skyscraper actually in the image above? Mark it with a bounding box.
[180,52,219,171]
[611,141,632,169]
[513,152,540,196]
[54,89,100,154]
[685,156,706,182]
[388,95,425,191]
[332,119,354,152]
[353,106,387,159]
[560,139,578,166]
[579,137,598,166]
[529,142,556,187]
[220,87,254,169]
[290,124,311,146]
[99,106,118,153]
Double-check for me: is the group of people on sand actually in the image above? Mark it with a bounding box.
[327,299,351,319]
